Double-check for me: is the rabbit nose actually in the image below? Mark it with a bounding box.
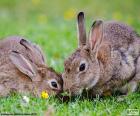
[63,84,70,92]
[63,85,70,93]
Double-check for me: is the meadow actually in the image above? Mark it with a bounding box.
[0,0,140,115]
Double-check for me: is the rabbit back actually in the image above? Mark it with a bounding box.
[0,36,46,65]
[103,21,140,57]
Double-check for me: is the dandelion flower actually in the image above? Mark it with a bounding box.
[64,8,76,20]
[112,12,122,20]
[32,0,40,6]
[41,91,49,99]
[38,14,47,24]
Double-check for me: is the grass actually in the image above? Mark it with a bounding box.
[0,0,140,116]
[0,93,140,115]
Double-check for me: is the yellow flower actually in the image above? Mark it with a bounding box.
[112,12,122,20]
[38,14,47,24]
[41,91,49,99]
[126,16,133,25]
[64,8,76,20]
[32,0,40,6]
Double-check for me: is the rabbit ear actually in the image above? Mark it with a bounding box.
[9,51,39,81]
[89,20,110,63]
[20,39,45,64]
[89,20,103,51]
[97,44,111,64]
[20,39,32,50]
[77,12,87,47]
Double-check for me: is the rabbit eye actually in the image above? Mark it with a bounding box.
[51,81,58,88]
[79,63,86,71]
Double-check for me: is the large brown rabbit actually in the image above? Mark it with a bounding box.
[0,36,63,97]
[62,12,140,96]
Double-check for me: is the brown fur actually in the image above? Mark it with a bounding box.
[0,36,63,97]
[0,36,45,65]
[62,12,140,96]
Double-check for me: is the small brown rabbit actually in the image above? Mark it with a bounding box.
[0,36,63,97]
[62,12,140,96]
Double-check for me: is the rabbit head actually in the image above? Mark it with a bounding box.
[38,66,63,95]
[9,51,63,96]
[63,12,111,96]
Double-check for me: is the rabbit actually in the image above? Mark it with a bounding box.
[62,12,140,97]
[0,36,63,97]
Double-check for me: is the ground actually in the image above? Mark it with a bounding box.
[0,0,140,116]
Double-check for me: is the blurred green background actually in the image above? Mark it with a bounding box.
[0,0,140,72]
